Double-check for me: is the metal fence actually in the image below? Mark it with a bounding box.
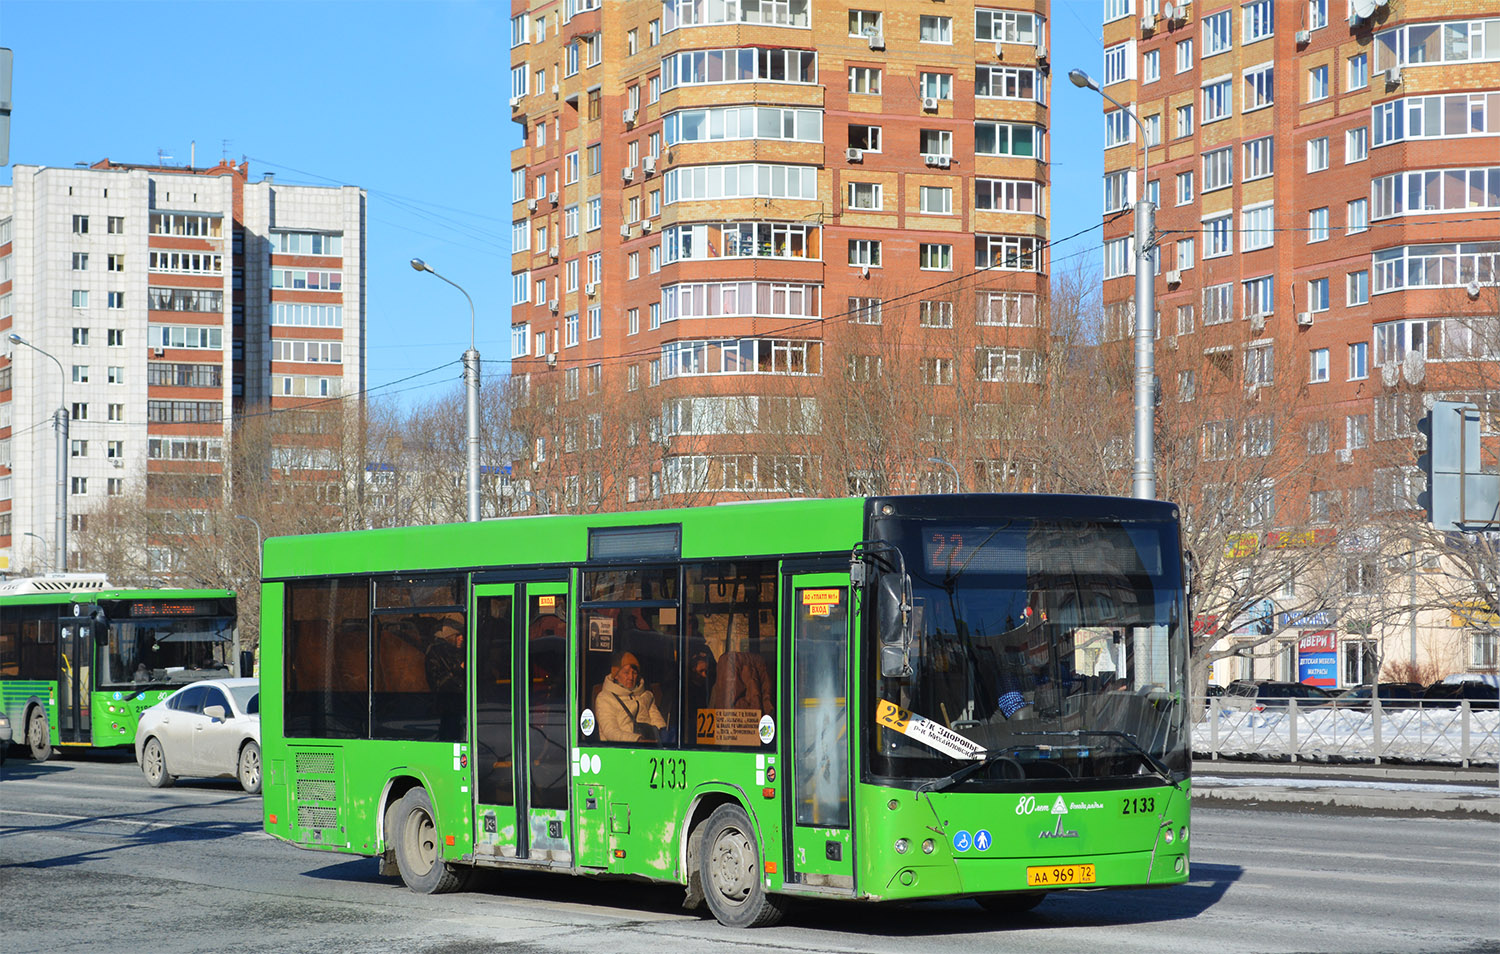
[1191,698,1500,766]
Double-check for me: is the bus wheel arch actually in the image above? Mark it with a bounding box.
[388,783,470,894]
[378,775,425,878]
[681,790,749,911]
[24,703,52,763]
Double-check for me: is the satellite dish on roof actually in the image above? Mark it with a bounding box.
[1354,0,1377,18]
[1162,2,1176,19]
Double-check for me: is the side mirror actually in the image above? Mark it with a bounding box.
[204,705,227,722]
[877,571,913,677]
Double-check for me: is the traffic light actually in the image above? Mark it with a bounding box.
[1416,401,1479,530]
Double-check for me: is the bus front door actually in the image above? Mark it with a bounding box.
[784,571,853,891]
[56,617,92,744]
[471,580,572,865]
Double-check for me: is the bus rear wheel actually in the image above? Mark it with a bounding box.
[699,804,788,928]
[393,788,468,894]
[27,708,52,762]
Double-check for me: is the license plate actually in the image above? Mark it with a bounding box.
[1025,863,1096,887]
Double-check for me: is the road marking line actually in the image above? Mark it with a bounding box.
[0,808,270,837]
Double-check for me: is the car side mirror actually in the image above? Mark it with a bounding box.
[204,705,227,721]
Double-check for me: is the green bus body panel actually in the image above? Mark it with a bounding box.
[1,587,235,750]
[258,499,1190,904]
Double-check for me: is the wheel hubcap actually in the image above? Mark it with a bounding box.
[407,809,438,876]
[710,827,755,904]
[146,742,163,779]
[243,749,261,786]
[30,715,46,747]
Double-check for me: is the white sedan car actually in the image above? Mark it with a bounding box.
[134,677,261,794]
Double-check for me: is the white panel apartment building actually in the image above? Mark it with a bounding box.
[0,159,365,575]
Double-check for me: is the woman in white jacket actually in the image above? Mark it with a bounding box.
[595,651,667,743]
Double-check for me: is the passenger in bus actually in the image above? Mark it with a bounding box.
[709,650,774,716]
[595,651,667,743]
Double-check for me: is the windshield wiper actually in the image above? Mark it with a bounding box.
[1016,729,1182,790]
[916,747,1028,796]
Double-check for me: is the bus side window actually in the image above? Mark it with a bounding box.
[583,605,676,747]
[686,561,777,749]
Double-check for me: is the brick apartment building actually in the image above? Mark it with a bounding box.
[508,0,1052,507]
[1096,0,1499,682]
[0,160,366,575]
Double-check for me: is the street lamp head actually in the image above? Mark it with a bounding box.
[410,257,431,273]
[1068,69,1098,91]
[7,332,23,345]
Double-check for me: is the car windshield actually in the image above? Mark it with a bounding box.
[868,507,1188,790]
[99,616,236,687]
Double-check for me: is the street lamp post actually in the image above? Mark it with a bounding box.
[927,456,962,493]
[1068,69,1157,500]
[410,258,482,523]
[9,333,69,571]
[234,514,264,579]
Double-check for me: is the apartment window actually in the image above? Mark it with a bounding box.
[848,240,881,267]
[849,10,882,36]
[1243,275,1274,320]
[1346,127,1368,163]
[586,143,601,176]
[1308,420,1331,455]
[1176,103,1194,139]
[565,312,579,348]
[1242,203,1274,250]
[107,216,124,234]
[849,124,881,152]
[1105,109,1135,148]
[849,296,883,324]
[1349,342,1369,380]
[72,327,90,345]
[919,300,953,327]
[920,186,953,214]
[566,259,579,292]
[919,243,953,271]
[1178,369,1197,402]
[72,290,89,308]
[1176,38,1194,72]
[920,72,953,100]
[919,129,953,157]
[1348,52,1368,90]
[628,251,640,279]
[1347,198,1369,234]
[1103,43,1133,86]
[71,402,89,421]
[1203,146,1233,191]
[921,357,954,386]
[107,254,124,272]
[1309,0,1327,30]
[564,205,579,238]
[107,291,124,309]
[650,245,662,273]
[1143,114,1161,146]
[1307,137,1329,172]
[1104,236,1134,280]
[107,328,124,346]
[71,477,88,496]
[1309,207,1330,243]
[919,15,952,43]
[588,307,602,341]
[586,197,601,231]
[1243,136,1273,181]
[1244,64,1274,111]
[72,364,90,384]
[627,28,638,55]
[587,252,601,285]
[1205,214,1233,257]
[1143,49,1160,83]
[1104,169,1133,212]
[107,403,123,422]
[847,182,882,210]
[649,19,659,45]
[848,67,881,95]
[1177,237,1195,270]
[1176,171,1194,205]
[71,439,88,458]
[1347,414,1369,450]
[1242,0,1273,43]
[72,214,89,234]
[1308,65,1329,102]
[1309,277,1330,312]
[1203,76,1232,122]
[107,440,124,459]
[107,366,124,384]
[1176,304,1196,335]
[1203,283,1232,324]
[1347,270,1369,306]
[565,151,579,184]
[72,252,89,270]
[975,8,1041,44]
[1245,344,1275,392]
[1204,10,1232,56]
[1103,0,1132,22]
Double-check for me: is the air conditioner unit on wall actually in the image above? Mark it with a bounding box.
[527,198,539,212]
[1250,314,1266,333]
[620,223,631,238]
[867,33,885,50]
[1296,29,1311,45]
[1297,311,1314,327]
[1336,448,1352,463]
[643,156,657,174]
[548,246,559,259]
[1386,67,1401,85]
[622,167,634,181]
[922,96,939,111]
[509,95,523,109]
[548,191,559,205]
[1165,269,1181,285]
[548,299,559,313]
[924,154,951,167]
[846,147,863,162]
[1141,12,1156,30]
[641,218,654,232]
[622,108,637,126]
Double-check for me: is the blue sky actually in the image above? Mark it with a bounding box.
[1,0,1106,406]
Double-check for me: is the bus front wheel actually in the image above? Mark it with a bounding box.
[393,788,468,894]
[699,804,788,928]
[27,708,52,763]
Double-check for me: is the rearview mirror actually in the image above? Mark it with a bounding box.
[877,570,913,677]
[204,705,227,721]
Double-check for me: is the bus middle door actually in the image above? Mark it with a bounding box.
[56,613,93,745]
[783,570,853,891]
[471,580,572,865]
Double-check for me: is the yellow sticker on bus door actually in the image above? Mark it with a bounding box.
[801,589,841,606]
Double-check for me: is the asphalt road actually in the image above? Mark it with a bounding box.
[1,754,1496,954]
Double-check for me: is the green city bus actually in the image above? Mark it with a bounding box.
[259,494,1190,926]
[0,576,239,761]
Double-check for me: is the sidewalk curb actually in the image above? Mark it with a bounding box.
[1192,784,1500,817]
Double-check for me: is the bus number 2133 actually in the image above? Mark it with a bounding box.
[649,757,687,790]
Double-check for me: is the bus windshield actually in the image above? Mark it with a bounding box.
[869,513,1188,789]
[98,616,237,688]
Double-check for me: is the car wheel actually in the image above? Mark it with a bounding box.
[27,707,52,763]
[699,804,788,928]
[238,741,262,794]
[976,891,1048,915]
[141,737,175,788]
[393,788,468,894]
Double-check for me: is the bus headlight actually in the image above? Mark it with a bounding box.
[894,838,910,855]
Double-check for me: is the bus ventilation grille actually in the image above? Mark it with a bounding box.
[296,779,337,802]
[295,751,336,775]
[297,806,338,830]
